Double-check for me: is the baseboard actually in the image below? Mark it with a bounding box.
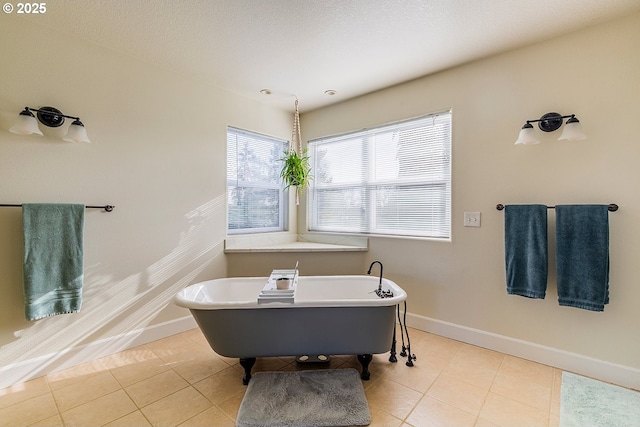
[405,312,640,390]
[0,315,197,390]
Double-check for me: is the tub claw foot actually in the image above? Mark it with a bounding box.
[357,354,373,380]
[239,358,256,385]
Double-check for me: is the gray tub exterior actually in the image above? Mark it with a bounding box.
[190,304,396,358]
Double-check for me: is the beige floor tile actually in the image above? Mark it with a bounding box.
[369,352,397,378]
[60,390,137,427]
[0,392,58,427]
[193,366,247,405]
[125,370,189,408]
[217,391,245,421]
[365,377,423,420]
[110,353,172,388]
[403,327,431,344]
[180,328,211,348]
[474,417,500,427]
[329,355,361,373]
[52,370,122,412]
[172,351,231,384]
[97,345,157,369]
[27,414,64,427]
[384,357,439,393]
[441,344,504,390]
[140,386,212,427]
[491,370,551,411]
[250,356,289,372]
[177,405,236,426]
[146,333,195,351]
[406,395,477,427]
[499,355,554,388]
[427,374,489,415]
[145,334,204,366]
[479,392,548,427]
[408,344,455,375]
[103,410,152,427]
[0,376,50,409]
[369,406,403,427]
[46,359,110,391]
[214,353,240,366]
[550,368,562,416]
[411,333,463,365]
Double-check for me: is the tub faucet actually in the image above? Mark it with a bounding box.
[367,261,393,298]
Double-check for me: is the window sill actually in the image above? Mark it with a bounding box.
[224,233,368,253]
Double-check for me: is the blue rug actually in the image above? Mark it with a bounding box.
[560,372,640,427]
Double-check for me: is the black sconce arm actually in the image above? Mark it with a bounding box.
[20,106,82,128]
[525,112,577,133]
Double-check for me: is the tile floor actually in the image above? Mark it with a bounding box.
[0,326,568,427]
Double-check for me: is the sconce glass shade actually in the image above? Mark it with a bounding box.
[9,109,43,136]
[514,123,540,145]
[63,120,91,143]
[558,116,586,141]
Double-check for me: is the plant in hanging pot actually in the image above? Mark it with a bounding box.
[280,148,311,194]
[281,97,311,204]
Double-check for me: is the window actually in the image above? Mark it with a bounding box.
[308,111,451,239]
[227,127,287,234]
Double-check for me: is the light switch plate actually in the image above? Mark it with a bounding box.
[464,212,481,227]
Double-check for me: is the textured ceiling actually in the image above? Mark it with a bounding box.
[23,0,640,112]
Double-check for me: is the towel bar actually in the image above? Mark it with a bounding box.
[496,203,618,212]
[0,204,115,212]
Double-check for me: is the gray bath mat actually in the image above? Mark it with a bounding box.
[236,368,371,427]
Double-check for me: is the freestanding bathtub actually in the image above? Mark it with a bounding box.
[173,275,407,384]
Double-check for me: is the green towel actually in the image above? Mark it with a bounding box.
[22,203,85,321]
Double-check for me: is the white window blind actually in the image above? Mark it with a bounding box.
[308,111,451,239]
[227,127,287,234]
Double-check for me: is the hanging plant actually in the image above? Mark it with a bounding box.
[280,148,311,191]
[280,98,311,205]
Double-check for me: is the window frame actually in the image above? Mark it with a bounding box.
[307,111,452,240]
[226,126,288,235]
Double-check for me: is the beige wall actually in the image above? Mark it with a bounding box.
[295,13,640,369]
[0,18,291,372]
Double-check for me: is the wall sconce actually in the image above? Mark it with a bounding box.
[514,112,585,145]
[9,106,91,143]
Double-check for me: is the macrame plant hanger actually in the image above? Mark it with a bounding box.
[291,98,303,205]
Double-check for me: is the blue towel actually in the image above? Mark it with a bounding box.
[22,203,85,321]
[556,205,609,312]
[504,205,548,299]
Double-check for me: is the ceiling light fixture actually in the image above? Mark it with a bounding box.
[515,112,585,145]
[324,89,337,96]
[259,89,272,95]
[9,106,91,143]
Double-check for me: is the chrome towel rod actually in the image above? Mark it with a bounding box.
[496,203,618,212]
[0,204,115,212]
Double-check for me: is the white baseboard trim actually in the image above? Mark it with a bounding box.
[0,315,198,390]
[405,312,640,390]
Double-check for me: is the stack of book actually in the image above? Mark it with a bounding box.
[257,269,297,304]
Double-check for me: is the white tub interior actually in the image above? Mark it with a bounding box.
[174,275,406,309]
